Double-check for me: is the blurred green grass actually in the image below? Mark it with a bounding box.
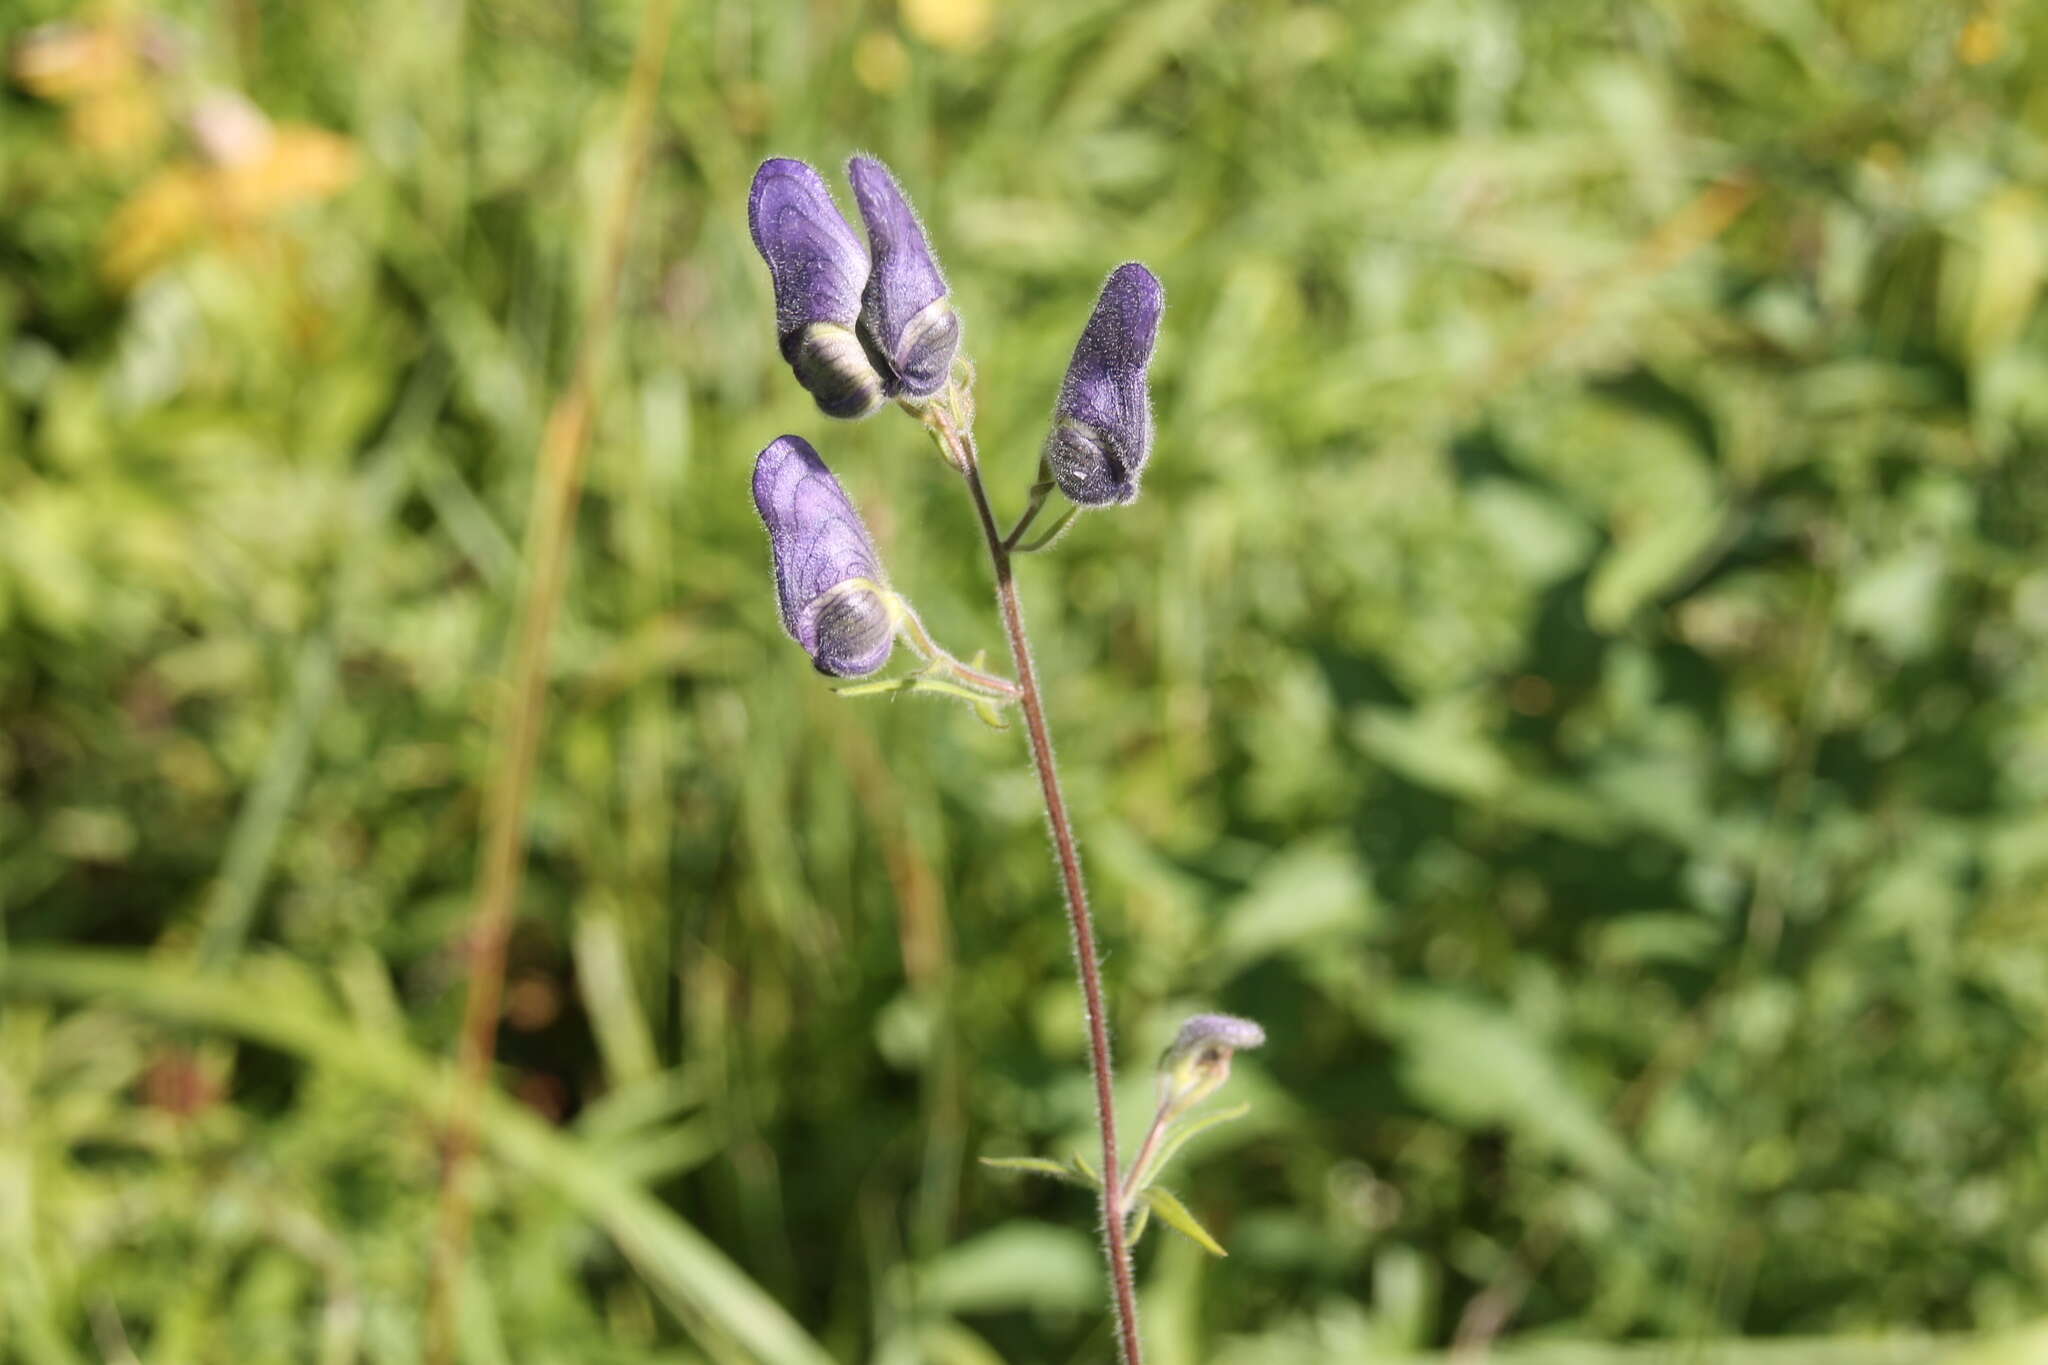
[5,0,2048,1360]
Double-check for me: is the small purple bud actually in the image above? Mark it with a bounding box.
[847,155,960,401]
[1045,262,1164,507]
[1157,1011,1264,1115]
[1166,1013,1267,1063]
[752,435,896,678]
[749,158,887,419]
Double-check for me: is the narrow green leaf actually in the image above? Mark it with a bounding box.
[573,908,660,1085]
[1127,1199,1152,1246]
[978,1156,1092,1187]
[1143,1187,1227,1257]
[833,675,1010,707]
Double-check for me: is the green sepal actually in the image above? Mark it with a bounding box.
[833,675,1011,707]
[1143,1187,1226,1257]
[1139,1101,1250,1193]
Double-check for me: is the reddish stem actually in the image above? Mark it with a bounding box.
[937,407,1144,1365]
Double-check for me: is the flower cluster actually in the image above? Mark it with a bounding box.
[744,153,1165,683]
[747,155,959,420]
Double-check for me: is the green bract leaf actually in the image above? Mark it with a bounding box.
[1142,1187,1226,1257]
[832,675,1011,707]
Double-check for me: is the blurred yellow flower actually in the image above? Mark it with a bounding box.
[854,29,912,94]
[103,94,359,285]
[68,84,161,159]
[16,16,357,282]
[1958,14,2004,66]
[10,16,168,162]
[900,0,994,54]
[11,19,137,100]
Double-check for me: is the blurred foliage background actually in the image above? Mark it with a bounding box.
[5,0,2048,1361]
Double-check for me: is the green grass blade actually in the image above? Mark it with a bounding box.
[0,948,834,1365]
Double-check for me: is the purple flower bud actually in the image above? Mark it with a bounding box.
[1166,1013,1267,1064]
[1045,262,1164,506]
[847,155,960,401]
[1157,1011,1264,1115]
[752,435,896,678]
[749,158,887,419]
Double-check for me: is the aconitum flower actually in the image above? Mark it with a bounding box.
[749,158,886,419]
[847,155,959,401]
[752,435,896,678]
[1156,1012,1264,1118]
[1045,262,1164,506]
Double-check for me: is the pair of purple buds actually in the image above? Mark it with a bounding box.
[750,155,960,418]
[747,154,1164,678]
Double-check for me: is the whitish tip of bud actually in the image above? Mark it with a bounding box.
[797,578,895,678]
[793,322,887,419]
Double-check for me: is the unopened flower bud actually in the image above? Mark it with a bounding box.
[847,155,960,400]
[749,158,887,419]
[1045,262,1164,506]
[752,435,896,678]
[1157,1012,1264,1117]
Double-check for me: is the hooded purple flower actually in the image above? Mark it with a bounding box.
[752,435,896,678]
[1045,262,1164,506]
[847,155,960,401]
[748,158,887,419]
